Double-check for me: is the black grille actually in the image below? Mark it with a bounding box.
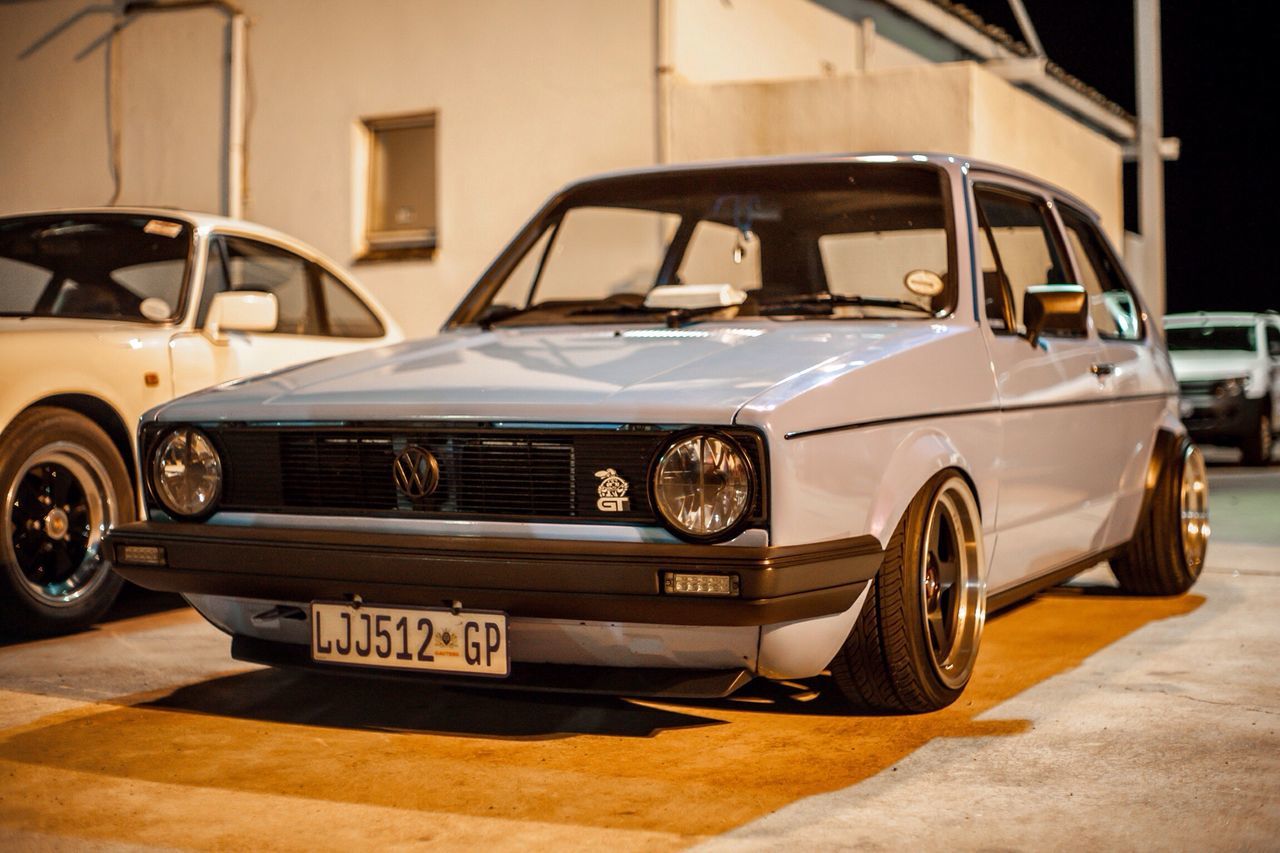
[1178,380,1215,397]
[165,424,767,526]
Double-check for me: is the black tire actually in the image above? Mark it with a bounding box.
[829,471,985,713]
[0,406,133,637]
[1110,435,1207,596]
[1240,408,1273,467]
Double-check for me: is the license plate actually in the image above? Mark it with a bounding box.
[310,602,509,677]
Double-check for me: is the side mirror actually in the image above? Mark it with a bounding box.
[204,291,278,342]
[1023,284,1088,347]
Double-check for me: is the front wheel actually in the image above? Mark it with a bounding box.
[830,472,986,713]
[0,407,132,636]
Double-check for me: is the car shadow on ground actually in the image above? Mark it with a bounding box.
[0,586,186,647]
[0,589,1205,840]
[144,666,728,739]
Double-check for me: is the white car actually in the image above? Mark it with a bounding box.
[105,156,1206,712]
[1165,312,1280,465]
[0,209,402,636]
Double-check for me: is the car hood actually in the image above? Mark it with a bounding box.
[0,315,160,335]
[150,321,960,425]
[1168,350,1260,382]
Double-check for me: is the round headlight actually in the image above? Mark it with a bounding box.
[652,432,753,540]
[152,428,222,518]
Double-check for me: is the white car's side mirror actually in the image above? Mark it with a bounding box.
[204,291,278,343]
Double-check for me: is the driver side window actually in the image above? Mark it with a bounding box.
[974,186,1069,335]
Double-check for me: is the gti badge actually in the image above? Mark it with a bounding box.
[595,468,630,512]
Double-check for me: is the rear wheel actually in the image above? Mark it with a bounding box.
[1240,409,1272,466]
[830,472,986,713]
[1111,436,1208,595]
[0,407,132,636]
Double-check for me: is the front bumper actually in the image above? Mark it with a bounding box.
[1181,393,1263,443]
[104,522,883,627]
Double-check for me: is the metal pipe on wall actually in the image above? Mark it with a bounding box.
[1135,0,1166,319]
[121,0,246,218]
[653,0,672,165]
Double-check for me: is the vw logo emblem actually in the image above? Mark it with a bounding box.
[392,445,439,499]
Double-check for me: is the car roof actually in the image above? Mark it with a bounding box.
[565,152,1101,222]
[1165,312,1266,326]
[0,206,305,244]
[0,206,403,337]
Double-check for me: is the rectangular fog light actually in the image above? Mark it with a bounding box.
[119,544,167,567]
[663,572,740,597]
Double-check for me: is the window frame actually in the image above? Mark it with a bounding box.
[1054,201,1147,343]
[971,182,1076,339]
[358,111,439,262]
[449,162,960,329]
[197,231,384,338]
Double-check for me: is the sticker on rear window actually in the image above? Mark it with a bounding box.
[144,219,182,238]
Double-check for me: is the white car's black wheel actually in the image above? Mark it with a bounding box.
[1240,409,1272,467]
[0,407,131,636]
[1111,437,1208,595]
[830,472,986,713]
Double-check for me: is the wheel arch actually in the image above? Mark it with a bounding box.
[863,427,988,549]
[1129,426,1188,534]
[16,394,137,492]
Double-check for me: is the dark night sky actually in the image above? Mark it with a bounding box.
[960,1,1277,314]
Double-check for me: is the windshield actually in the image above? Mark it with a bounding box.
[452,163,954,327]
[1166,324,1257,353]
[0,214,192,322]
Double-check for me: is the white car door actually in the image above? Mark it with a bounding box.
[170,233,390,397]
[1055,202,1173,545]
[970,177,1114,594]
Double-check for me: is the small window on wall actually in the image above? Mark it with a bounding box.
[362,112,437,260]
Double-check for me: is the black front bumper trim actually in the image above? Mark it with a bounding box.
[105,521,883,626]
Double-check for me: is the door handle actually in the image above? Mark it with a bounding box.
[1090,362,1116,377]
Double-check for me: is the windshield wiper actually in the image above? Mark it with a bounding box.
[475,303,545,329]
[568,302,736,328]
[758,293,935,316]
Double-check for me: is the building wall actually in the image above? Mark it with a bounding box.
[671,0,865,82]
[0,0,1125,335]
[668,62,1124,245]
[1,0,660,337]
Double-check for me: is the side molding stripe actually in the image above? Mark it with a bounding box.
[783,391,1172,440]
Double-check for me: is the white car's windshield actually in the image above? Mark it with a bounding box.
[1166,325,1257,353]
[0,214,192,322]
[454,163,954,328]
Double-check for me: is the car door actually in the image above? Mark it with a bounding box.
[1054,202,1174,545]
[170,232,389,397]
[970,177,1114,594]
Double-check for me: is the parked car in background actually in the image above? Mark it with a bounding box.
[105,155,1206,713]
[0,209,403,636]
[1165,312,1280,465]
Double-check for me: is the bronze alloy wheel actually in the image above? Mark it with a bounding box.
[1179,443,1209,573]
[917,476,985,690]
[830,470,986,712]
[1111,433,1208,597]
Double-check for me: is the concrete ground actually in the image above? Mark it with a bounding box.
[0,453,1276,851]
